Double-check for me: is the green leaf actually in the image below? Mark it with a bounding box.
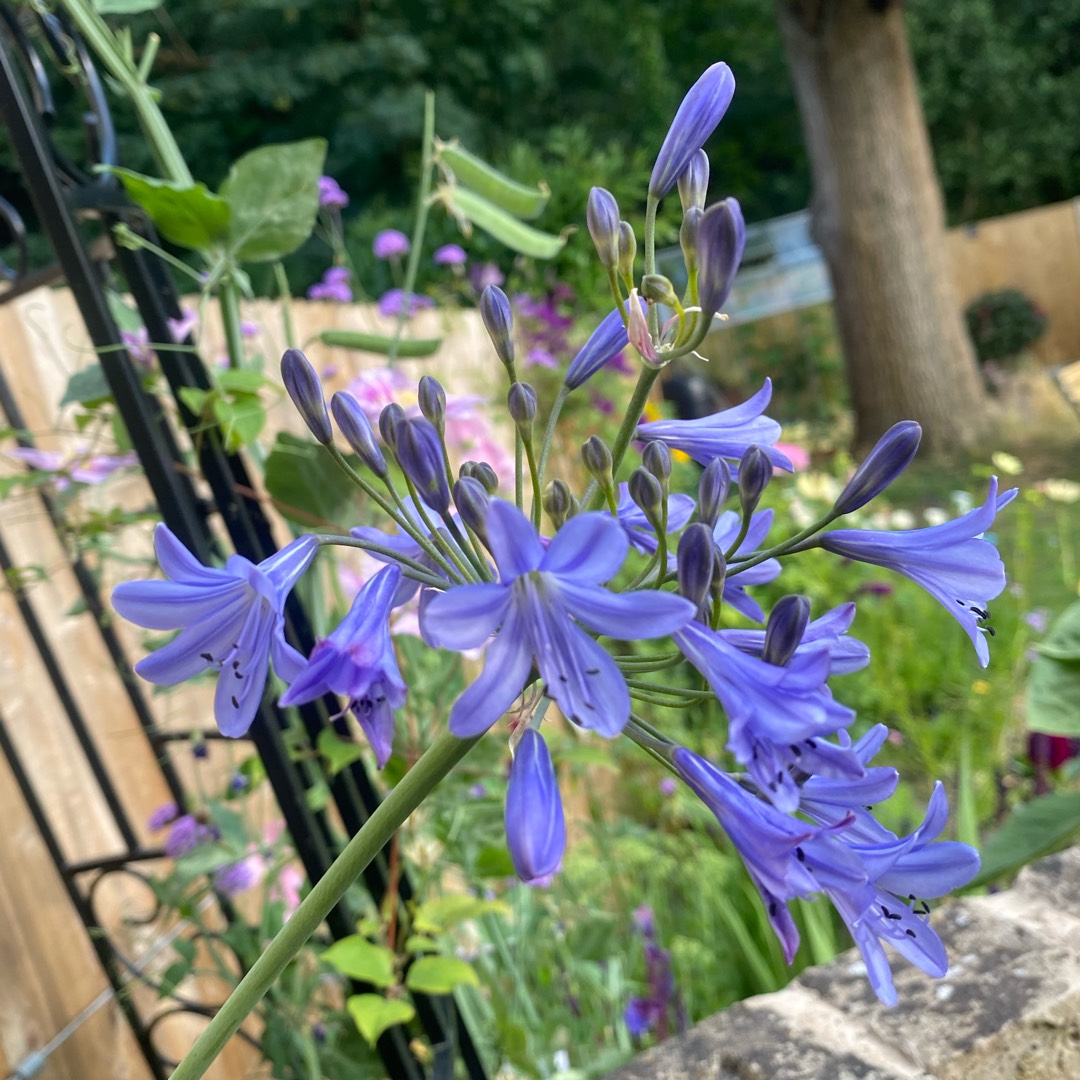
[1034,601,1080,660]
[1026,653,1080,737]
[346,994,415,1047]
[405,956,479,995]
[60,365,112,407]
[322,937,396,987]
[175,846,235,876]
[104,167,230,251]
[159,959,191,998]
[305,781,330,812]
[105,291,145,334]
[472,845,515,878]
[970,791,1080,886]
[318,330,443,358]
[217,369,267,394]
[403,935,437,954]
[412,895,510,934]
[212,393,265,451]
[317,729,365,776]
[178,386,210,416]
[264,432,358,527]
[220,139,327,262]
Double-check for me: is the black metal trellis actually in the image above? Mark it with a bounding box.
[0,8,485,1079]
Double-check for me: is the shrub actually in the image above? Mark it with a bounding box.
[965,288,1048,364]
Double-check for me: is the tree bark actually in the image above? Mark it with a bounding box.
[776,0,989,453]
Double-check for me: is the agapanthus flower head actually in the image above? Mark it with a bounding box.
[433,243,467,266]
[421,500,694,737]
[373,228,410,259]
[505,728,565,883]
[819,477,1018,665]
[280,566,406,768]
[697,197,746,322]
[113,525,317,737]
[649,63,736,199]
[636,379,792,472]
[617,483,695,567]
[318,175,349,209]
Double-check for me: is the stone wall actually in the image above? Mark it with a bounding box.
[608,847,1080,1080]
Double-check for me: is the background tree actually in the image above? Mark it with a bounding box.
[775,0,989,453]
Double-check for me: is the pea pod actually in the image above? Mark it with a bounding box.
[318,330,442,358]
[440,186,568,260]
[436,140,550,220]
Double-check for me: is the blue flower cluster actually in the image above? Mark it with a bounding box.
[113,62,1016,1006]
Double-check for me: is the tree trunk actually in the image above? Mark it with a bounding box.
[776,0,989,453]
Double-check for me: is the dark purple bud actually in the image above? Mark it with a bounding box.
[542,479,576,528]
[480,285,515,369]
[677,522,716,614]
[738,445,772,516]
[471,461,500,495]
[642,440,671,483]
[507,381,537,431]
[396,417,451,514]
[453,476,491,542]
[506,729,566,884]
[417,375,446,432]
[698,198,746,321]
[331,392,388,478]
[640,273,679,307]
[378,402,406,450]
[680,206,704,275]
[629,466,663,520]
[677,149,710,213]
[587,186,621,269]
[618,221,637,281]
[762,595,811,667]
[834,421,922,515]
[581,435,613,484]
[708,546,728,600]
[698,457,731,527]
[649,63,735,199]
[565,301,643,390]
[281,349,331,444]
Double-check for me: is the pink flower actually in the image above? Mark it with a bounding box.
[774,441,810,472]
[627,289,658,363]
[273,863,305,919]
[470,262,505,292]
[318,176,349,209]
[9,446,138,490]
[307,266,353,303]
[377,289,434,319]
[373,229,411,259]
[121,327,154,367]
[434,243,467,266]
[167,308,199,344]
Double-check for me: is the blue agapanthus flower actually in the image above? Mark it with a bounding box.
[616,481,695,568]
[819,477,1018,665]
[113,524,317,737]
[635,379,793,471]
[280,565,406,768]
[422,500,694,737]
[713,507,781,622]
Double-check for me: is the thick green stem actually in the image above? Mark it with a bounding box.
[388,91,437,367]
[169,732,481,1080]
[219,272,245,369]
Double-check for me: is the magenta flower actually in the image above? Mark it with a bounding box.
[373,229,410,259]
[307,266,353,303]
[318,175,350,209]
[434,243,467,266]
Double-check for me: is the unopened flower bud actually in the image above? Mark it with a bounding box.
[698,457,731,527]
[738,445,772,516]
[680,206,703,274]
[581,436,613,485]
[698,198,746,321]
[677,149,710,213]
[281,348,331,443]
[396,417,451,514]
[506,729,565,884]
[378,402,406,450]
[471,461,500,495]
[417,375,446,432]
[642,440,671,483]
[565,302,641,390]
[587,187,620,270]
[453,476,491,542]
[542,479,577,528]
[677,522,716,615]
[480,285,515,370]
[762,595,811,667]
[649,63,735,199]
[507,382,537,434]
[640,273,680,307]
[331,392,387,478]
[617,221,637,281]
[628,467,663,521]
[834,421,922,515]
[708,546,728,601]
